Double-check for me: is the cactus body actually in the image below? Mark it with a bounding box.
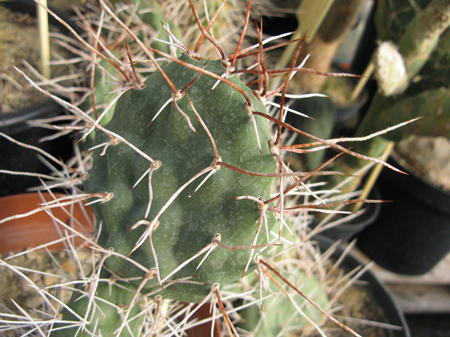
[85,54,277,303]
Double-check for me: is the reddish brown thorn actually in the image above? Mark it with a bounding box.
[218,161,309,178]
[182,61,209,94]
[275,33,307,146]
[88,39,131,83]
[44,3,132,85]
[231,0,252,68]
[194,0,226,53]
[280,142,325,149]
[252,111,404,173]
[151,70,212,140]
[158,68,178,94]
[99,0,178,93]
[245,56,271,88]
[267,81,287,100]
[238,66,360,78]
[212,284,239,337]
[279,145,329,154]
[293,143,321,148]
[161,56,254,107]
[254,255,266,310]
[231,39,301,62]
[125,42,145,89]
[188,0,226,60]
[53,6,130,82]
[255,19,269,97]
[265,152,345,204]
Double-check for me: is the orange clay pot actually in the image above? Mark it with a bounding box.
[0,192,222,336]
[0,192,95,254]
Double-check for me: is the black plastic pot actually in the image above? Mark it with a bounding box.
[315,235,411,337]
[0,2,82,196]
[0,100,74,197]
[356,154,450,275]
[332,88,370,138]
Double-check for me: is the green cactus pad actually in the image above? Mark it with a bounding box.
[85,54,277,303]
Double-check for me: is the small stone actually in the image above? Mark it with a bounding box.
[43,274,58,287]
[24,295,44,309]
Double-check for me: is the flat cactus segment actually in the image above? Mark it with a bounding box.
[85,54,277,303]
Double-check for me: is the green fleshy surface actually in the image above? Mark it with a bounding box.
[85,55,277,303]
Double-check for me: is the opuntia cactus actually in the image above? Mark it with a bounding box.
[84,54,277,303]
[0,1,388,336]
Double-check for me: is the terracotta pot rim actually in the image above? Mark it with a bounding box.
[0,192,95,254]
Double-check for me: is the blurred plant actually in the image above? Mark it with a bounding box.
[313,0,450,195]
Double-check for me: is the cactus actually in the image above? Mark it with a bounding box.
[320,0,450,194]
[358,0,450,139]
[0,1,394,336]
[83,53,277,304]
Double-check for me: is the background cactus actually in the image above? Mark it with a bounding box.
[236,253,330,336]
[0,1,394,336]
[357,0,450,139]
[322,0,450,193]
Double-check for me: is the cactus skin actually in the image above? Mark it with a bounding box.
[84,54,277,304]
